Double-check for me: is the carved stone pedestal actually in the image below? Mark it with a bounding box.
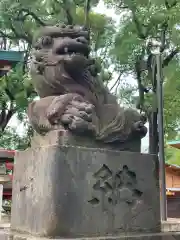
[11,131,161,238]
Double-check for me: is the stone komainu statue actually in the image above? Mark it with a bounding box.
[28,24,147,151]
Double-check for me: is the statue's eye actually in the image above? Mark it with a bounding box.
[41,36,53,47]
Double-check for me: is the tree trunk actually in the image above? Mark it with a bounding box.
[148,111,158,154]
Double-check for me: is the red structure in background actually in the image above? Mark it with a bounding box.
[0,149,15,200]
[0,49,24,202]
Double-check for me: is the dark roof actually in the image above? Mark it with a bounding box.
[0,50,24,62]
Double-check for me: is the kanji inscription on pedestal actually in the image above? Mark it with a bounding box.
[88,164,143,209]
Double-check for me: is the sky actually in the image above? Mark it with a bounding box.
[95,0,121,21]
[8,0,149,152]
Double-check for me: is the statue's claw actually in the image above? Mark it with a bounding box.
[132,121,147,138]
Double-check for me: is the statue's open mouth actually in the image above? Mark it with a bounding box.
[56,42,90,58]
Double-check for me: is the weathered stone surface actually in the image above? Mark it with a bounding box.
[1,230,180,240]
[30,130,142,152]
[11,142,160,238]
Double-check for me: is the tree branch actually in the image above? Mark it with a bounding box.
[163,48,179,67]
[127,1,147,39]
[160,22,168,52]
[84,0,91,29]
[22,44,31,72]
[9,21,32,43]
[160,0,178,52]
[62,0,74,25]
[131,10,146,39]
[0,30,17,40]
[0,101,15,132]
[4,88,15,101]
[165,0,177,9]
[1,102,15,132]
[0,102,7,127]
[135,49,147,110]
[16,8,46,26]
[117,0,128,9]
[110,73,122,92]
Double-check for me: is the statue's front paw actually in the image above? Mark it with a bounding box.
[60,100,96,135]
[46,93,83,125]
[132,121,147,138]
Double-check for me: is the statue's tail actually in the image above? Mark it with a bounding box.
[96,105,142,143]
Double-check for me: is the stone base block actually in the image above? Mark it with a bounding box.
[31,130,142,152]
[11,144,160,238]
[1,231,180,240]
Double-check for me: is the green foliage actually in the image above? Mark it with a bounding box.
[0,63,35,133]
[116,83,138,106]
[104,0,180,140]
[0,126,32,150]
[165,144,180,166]
[0,64,34,109]
[163,60,180,139]
[110,19,144,71]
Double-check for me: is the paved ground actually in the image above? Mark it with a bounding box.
[0,223,10,229]
[0,218,180,238]
[167,218,180,222]
[162,219,180,233]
